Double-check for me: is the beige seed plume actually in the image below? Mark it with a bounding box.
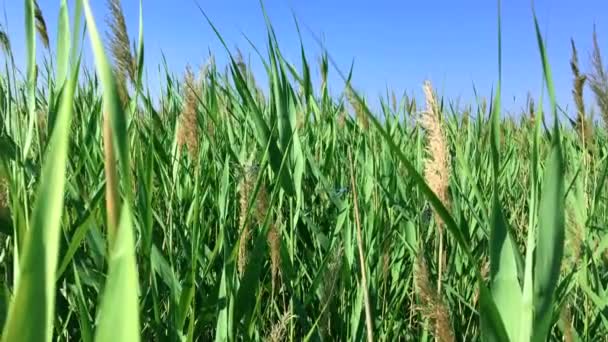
[107,0,135,106]
[177,66,200,160]
[421,81,451,222]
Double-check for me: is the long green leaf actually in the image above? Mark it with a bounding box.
[1,21,78,341]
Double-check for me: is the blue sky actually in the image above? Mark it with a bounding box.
[1,1,607,115]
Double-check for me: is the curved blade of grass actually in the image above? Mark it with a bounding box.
[81,1,140,340]
[56,0,70,88]
[70,0,84,70]
[135,0,144,92]
[82,0,133,204]
[488,2,523,339]
[22,0,36,158]
[1,26,78,341]
[530,11,565,342]
[94,204,140,342]
[194,3,296,196]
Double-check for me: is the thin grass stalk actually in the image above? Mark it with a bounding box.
[347,148,374,342]
[103,113,119,246]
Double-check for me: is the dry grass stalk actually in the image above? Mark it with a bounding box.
[570,39,592,145]
[421,81,451,298]
[177,66,200,160]
[589,26,608,129]
[414,256,455,342]
[34,1,49,49]
[107,0,135,107]
[103,113,120,245]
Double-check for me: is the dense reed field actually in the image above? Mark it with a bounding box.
[0,0,607,341]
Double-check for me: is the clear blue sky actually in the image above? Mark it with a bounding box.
[2,0,607,115]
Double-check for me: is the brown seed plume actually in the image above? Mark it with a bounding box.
[414,256,455,342]
[589,26,608,129]
[34,1,49,49]
[571,39,592,145]
[177,66,200,160]
[107,0,135,106]
[267,223,281,295]
[0,25,10,55]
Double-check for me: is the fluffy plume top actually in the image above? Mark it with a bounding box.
[107,0,136,92]
[421,81,451,222]
[34,1,49,49]
[571,39,591,144]
[177,66,201,160]
[589,26,608,128]
[0,25,10,55]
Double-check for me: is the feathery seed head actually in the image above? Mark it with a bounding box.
[0,26,10,55]
[589,26,608,129]
[34,1,49,49]
[107,0,136,101]
[421,81,451,226]
[268,309,293,342]
[254,182,269,226]
[177,66,201,160]
[571,39,592,145]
